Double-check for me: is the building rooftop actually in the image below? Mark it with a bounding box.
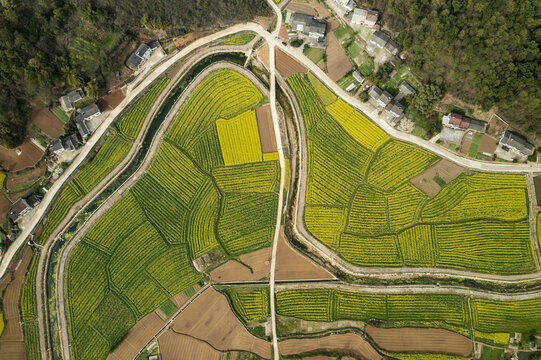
[290,13,327,38]
[385,99,405,118]
[500,131,535,156]
[398,81,416,96]
[126,43,152,70]
[370,30,390,48]
[49,139,64,155]
[78,103,100,120]
[351,8,378,24]
[368,86,393,107]
[10,198,30,222]
[76,117,91,138]
[59,89,86,112]
[27,194,41,208]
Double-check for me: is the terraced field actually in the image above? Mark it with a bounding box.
[277,289,541,335]
[226,287,270,323]
[65,68,280,359]
[289,72,535,275]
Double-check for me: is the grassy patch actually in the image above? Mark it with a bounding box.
[347,42,362,59]
[480,346,505,360]
[448,143,460,151]
[445,104,467,115]
[51,106,71,124]
[433,175,446,187]
[358,52,375,76]
[411,125,427,138]
[387,65,418,90]
[468,133,483,157]
[333,25,349,40]
[303,47,325,65]
[159,300,178,318]
[184,287,196,298]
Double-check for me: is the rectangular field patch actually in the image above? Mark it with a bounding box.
[216,110,263,166]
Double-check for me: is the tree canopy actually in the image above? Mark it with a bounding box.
[369,0,541,135]
[0,0,270,148]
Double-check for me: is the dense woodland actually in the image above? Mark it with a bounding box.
[0,0,269,148]
[366,0,541,137]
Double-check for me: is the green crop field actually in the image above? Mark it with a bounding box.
[220,33,256,46]
[116,77,170,141]
[66,68,280,359]
[307,72,337,106]
[226,287,269,323]
[288,72,535,275]
[20,254,40,321]
[276,289,468,329]
[23,320,41,360]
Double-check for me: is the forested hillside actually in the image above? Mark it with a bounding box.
[368,0,541,135]
[0,0,269,148]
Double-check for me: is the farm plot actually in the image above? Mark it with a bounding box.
[276,289,469,330]
[216,110,263,166]
[226,287,270,323]
[66,68,279,359]
[288,72,536,275]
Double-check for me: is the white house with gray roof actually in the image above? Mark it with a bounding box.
[499,131,535,157]
[288,13,327,48]
[351,8,379,27]
[59,88,86,112]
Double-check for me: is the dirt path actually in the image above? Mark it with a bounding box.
[526,172,541,270]
[56,62,269,360]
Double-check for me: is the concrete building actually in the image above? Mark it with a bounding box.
[59,88,86,112]
[49,139,64,155]
[442,113,487,133]
[75,104,100,138]
[289,13,327,48]
[394,81,416,102]
[126,43,152,70]
[351,8,378,27]
[368,85,393,108]
[499,131,535,157]
[9,199,31,223]
[369,31,399,56]
[333,0,355,12]
[352,70,365,84]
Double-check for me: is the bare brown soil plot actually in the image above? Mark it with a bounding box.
[276,48,308,78]
[158,331,222,360]
[488,114,508,136]
[286,3,316,16]
[107,312,166,360]
[0,248,33,359]
[478,134,498,156]
[256,105,278,153]
[410,159,465,198]
[326,20,353,82]
[211,247,271,283]
[275,230,334,281]
[169,288,271,358]
[0,140,44,172]
[0,193,11,222]
[98,89,126,111]
[304,357,336,360]
[31,108,64,139]
[366,326,472,357]
[279,333,381,360]
[170,284,200,308]
[6,167,46,190]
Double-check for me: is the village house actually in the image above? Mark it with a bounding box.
[384,99,405,124]
[127,43,152,71]
[499,131,535,157]
[369,31,399,56]
[351,8,379,27]
[368,86,393,108]
[9,198,31,223]
[59,88,86,112]
[27,194,41,208]
[288,13,327,48]
[333,0,355,12]
[442,113,488,133]
[75,103,101,138]
[394,81,416,102]
[49,134,81,156]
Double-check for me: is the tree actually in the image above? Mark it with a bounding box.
[84,80,99,100]
[410,84,444,116]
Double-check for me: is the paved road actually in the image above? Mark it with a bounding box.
[56,62,268,360]
[274,281,541,301]
[264,1,284,359]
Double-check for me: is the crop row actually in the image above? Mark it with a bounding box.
[20,254,40,321]
[218,192,277,254]
[366,140,438,191]
[220,32,256,46]
[22,320,41,360]
[304,205,347,250]
[216,110,263,166]
[326,99,389,151]
[116,77,170,141]
[307,72,337,106]
[276,289,469,328]
[347,185,388,234]
[226,287,269,323]
[213,160,280,193]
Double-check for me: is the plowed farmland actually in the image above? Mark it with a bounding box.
[289,72,536,275]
